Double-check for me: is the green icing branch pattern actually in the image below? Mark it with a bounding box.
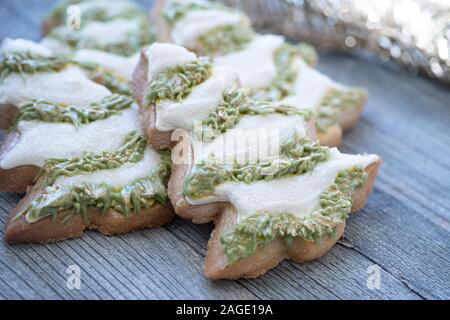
[14,94,133,128]
[183,136,329,200]
[78,60,131,95]
[0,51,132,95]
[77,18,155,57]
[162,0,254,55]
[162,0,231,26]
[97,71,131,95]
[145,57,213,106]
[0,51,70,81]
[220,166,368,264]
[36,131,146,187]
[252,43,318,102]
[199,89,313,140]
[316,87,368,133]
[47,17,155,57]
[16,135,171,224]
[196,23,255,56]
[46,0,145,28]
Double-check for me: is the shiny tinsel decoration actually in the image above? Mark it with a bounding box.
[222,0,450,84]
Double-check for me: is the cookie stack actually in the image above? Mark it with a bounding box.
[0,1,173,243]
[0,0,381,280]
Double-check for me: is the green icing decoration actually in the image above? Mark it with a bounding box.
[45,26,79,48]
[78,19,155,57]
[45,0,146,30]
[98,71,131,96]
[47,17,155,57]
[15,136,171,224]
[183,136,329,200]
[14,94,133,128]
[295,43,318,67]
[199,89,313,140]
[145,57,212,106]
[0,47,132,96]
[316,87,368,133]
[220,166,368,264]
[162,0,230,26]
[78,60,131,95]
[162,0,254,55]
[36,131,146,187]
[199,89,248,136]
[0,51,70,81]
[196,23,255,56]
[252,43,318,102]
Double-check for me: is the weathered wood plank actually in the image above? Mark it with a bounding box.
[345,188,450,299]
[168,216,423,299]
[0,215,259,299]
[0,0,449,300]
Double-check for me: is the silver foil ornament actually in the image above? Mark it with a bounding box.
[222,0,450,84]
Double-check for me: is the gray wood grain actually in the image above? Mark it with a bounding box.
[0,0,449,300]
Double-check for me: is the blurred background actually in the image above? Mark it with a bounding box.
[223,0,450,85]
[1,0,449,85]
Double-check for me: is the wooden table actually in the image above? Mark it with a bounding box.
[0,0,449,300]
